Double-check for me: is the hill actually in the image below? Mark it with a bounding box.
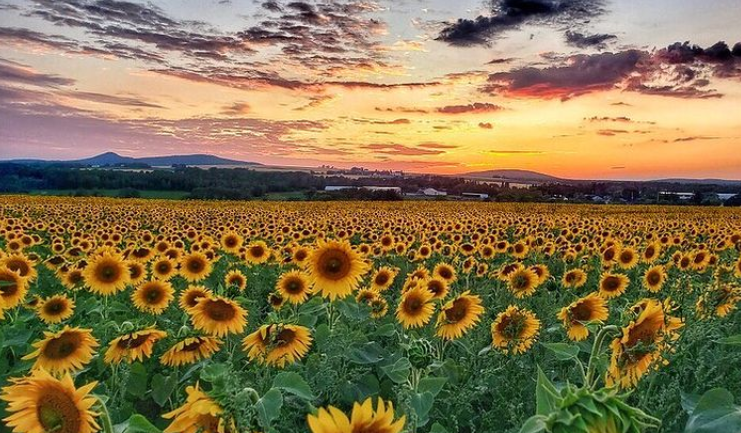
[6,152,261,167]
[461,169,567,183]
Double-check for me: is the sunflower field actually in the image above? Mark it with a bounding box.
[1,196,741,433]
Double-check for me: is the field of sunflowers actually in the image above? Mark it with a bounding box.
[1,196,741,433]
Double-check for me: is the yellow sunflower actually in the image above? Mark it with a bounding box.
[396,285,435,329]
[244,241,272,265]
[436,291,484,340]
[307,240,369,301]
[190,296,247,337]
[38,295,75,324]
[242,323,313,368]
[104,327,167,364]
[370,266,397,292]
[562,268,588,289]
[152,258,178,281]
[82,252,130,296]
[276,270,312,304]
[369,297,389,319]
[23,326,99,374]
[424,276,449,300]
[491,305,541,355]
[180,252,213,283]
[1,253,37,282]
[508,268,539,298]
[163,383,234,433]
[160,336,222,367]
[1,369,99,433]
[224,270,247,291]
[307,397,405,433]
[179,285,213,311]
[557,293,609,341]
[643,265,667,293]
[0,265,28,309]
[220,232,243,254]
[432,262,457,284]
[599,273,630,299]
[617,247,639,269]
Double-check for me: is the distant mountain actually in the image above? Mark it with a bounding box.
[6,152,262,167]
[461,169,567,183]
[653,178,741,186]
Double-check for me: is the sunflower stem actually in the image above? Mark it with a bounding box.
[585,325,619,390]
[95,395,115,433]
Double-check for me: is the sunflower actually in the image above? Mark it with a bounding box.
[599,273,630,299]
[396,285,435,329]
[160,336,222,367]
[38,295,75,324]
[0,266,29,309]
[491,305,541,355]
[432,262,457,284]
[529,264,550,285]
[23,326,99,374]
[245,241,271,265]
[224,270,247,291]
[190,296,247,337]
[307,240,369,301]
[696,285,741,318]
[276,270,312,304]
[370,266,397,292]
[180,252,212,283]
[642,242,661,263]
[557,293,609,341]
[127,262,146,287]
[152,258,178,281]
[82,252,130,296]
[307,397,405,433]
[104,327,167,364]
[562,268,588,289]
[292,246,312,267]
[1,253,37,282]
[178,286,212,311]
[220,232,243,254]
[436,291,484,340]
[617,247,639,269]
[369,297,389,319]
[163,383,234,433]
[424,276,449,300]
[242,323,313,368]
[643,265,666,293]
[268,292,286,310]
[1,369,99,433]
[132,280,174,314]
[508,268,539,298]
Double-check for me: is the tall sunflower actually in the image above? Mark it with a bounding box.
[132,280,174,314]
[599,273,630,299]
[160,336,222,367]
[643,265,666,293]
[508,268,539,298]
[190,296,247,337]
[1,369,99,433]
[436,291,484,340]
[104,327,167,364]
[307,240,369,300]
[557,293,609,341]
[38,295,75,324]
[82,251,130,296]
[491,305,541,355]
[179,252,213,283]
[242,323,313,368]
[276,270,312,304]
[23,326,99,374]
[163,383,234,433]
[308,398,405,433]
[396,285,435,329]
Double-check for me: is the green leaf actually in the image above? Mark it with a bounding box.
[380,357,411,384]
[374,323,396,337]
[430,423,449,433]
[255,388,283,429]
[418,376,447,398]
[272,372,314,401]
[535,366,560,416]
[348,342,385,364]
[2,324,32,348]
[542,342,580,361]
[126,363,148,398]
[115,414,162,433]
[411,392,435,427]
[519,415,548,433]
[150,374,177,406]
[684,388,741,433]
[714,335,741,345]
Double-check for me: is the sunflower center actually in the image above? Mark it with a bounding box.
[96,263,120,283]
[250,246,265,257]
[42,332,82,360]
[275,329,296,346]
[445,299,469,323]
[118,333,150,349]
[285,278,303,294]
[37,391,81,433]
[225,237,237,247]
[647,272,661,285]
[205,300,236,321]
[44,300,65,315]
[571,302,593,322]
[603,277,620,291]
[403,295,423,314]
[145,287,163,304]
[186,291,206,308]
[438,268,453,279]
[187,259,204,273]
[0,275,18,296]
[427,281,444,296]
[512,274,529,290]
[182,339,204,352]
[157,263,171,273]
[375,273,389,285]
[7,259,30,277]
[318,250,350,280]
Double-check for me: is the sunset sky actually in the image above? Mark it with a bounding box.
[1,0,740,179]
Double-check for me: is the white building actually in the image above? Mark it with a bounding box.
[422,188,447,196]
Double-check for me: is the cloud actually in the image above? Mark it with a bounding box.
[436,102,504,114]
[375,106,429,114]
[437,0,606,46]
[60,90,165,108]
[362,143,446,156]
[0,58,75,87]
[486,150,544,155]
[597,129,629,136]
[565,31,617,49]
[417,142,458,149]
[672,136,720,143]
[221,102,251,115]
[587,116,633,123]
[479,122,494,129]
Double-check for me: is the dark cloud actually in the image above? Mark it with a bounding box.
[221,102,251,115]
[587,116,633,123]
[673,136,720,143]
[479,122,494,129]
[597,129,629,136]
[375,106,430,114]
[60,90,165,108]
[487,57,515,65]
[565,31,616,49]
[362,143,446,156]
[437,0,606,46]
[0,58,75,87]
[436,102,504,114]
[261,1,282,12]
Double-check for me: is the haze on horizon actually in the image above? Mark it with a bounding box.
[1,0,740,181]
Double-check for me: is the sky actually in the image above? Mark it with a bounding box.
[0,0,740,180]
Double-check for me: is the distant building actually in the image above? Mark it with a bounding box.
[324,186,402,194]
[421,188,447,196]
[461,192,489,199]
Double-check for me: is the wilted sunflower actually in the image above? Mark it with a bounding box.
[163,383,234,433]
[562,268,588,289]
[396,285,435,329]
[643,265,667,293]
[23,326,99,374]
[82,251,130,296]
[160,336,222,367]
[245,241,271,265]
[132,280,174,314]
[370,266,397,292]
[224,270,247,291]
[307,397,405,433]
[276,270,312,304]
[1,369,99,433]
[179,285,213,311]
[38,295,75,324]
[242,323,313,368]
[180,252,212,283]
[436,291,484,340]
[599,273,630,299]
[104,327,167,364]
[557,293,609,341]
[432,262,457,284]
[190,296,247,337]
[508,268,539,298]
[491,305,541,355]
[307,240,369,300]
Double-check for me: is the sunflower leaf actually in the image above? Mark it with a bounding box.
[380,356,411,384]
[542,342,580,361]
[714,335,741,345]
[272,372,314,401]
[255,388,283,429]
[536,366,561,416]
[684,388,741,433]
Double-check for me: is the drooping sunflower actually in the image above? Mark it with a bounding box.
[38,295,75,324]
[491,305,541,355]
[163,383,234,433]
[599,273,630,299]
[307,397,405,433]
[557,293,609,341]
[432,262,457,284]
[370,266,397,292]
[276,270,312,304]
[160,336,222,367]
[244,241,272,265]
[643,265,667,293]
[82,251,130,296]
[0,266,28,309]
[242,323,313,368]
[180,252,213,283]
[23,326,99,374]
[1,369,99,433]
[396,285,435,329]
[508,268,539,298]
[307,240,369,301]
[190,296,247,337]
[224,269,247,291]
[179,285,213,311]
[436,291,484,340]
[104,327,167,364]
[562,268,588,289]
[132,280,174,315]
